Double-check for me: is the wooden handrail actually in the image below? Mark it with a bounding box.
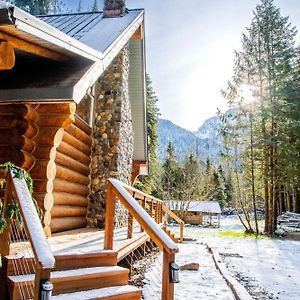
[162,204,184,225]
[162,204,185,243]
[1,170,55,299]
[104,178,178,300]
[105,178,178,253]
[124,182,163,204]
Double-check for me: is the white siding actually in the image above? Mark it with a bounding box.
[128,40,147,162]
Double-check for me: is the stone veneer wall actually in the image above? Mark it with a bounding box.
[87,46,134,228]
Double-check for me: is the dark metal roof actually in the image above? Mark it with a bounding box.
[38,10,142,53]
[38,12,103,40]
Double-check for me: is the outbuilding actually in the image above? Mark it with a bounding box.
[167,200,221,227]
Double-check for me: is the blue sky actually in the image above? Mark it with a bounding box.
[63,0,300,131]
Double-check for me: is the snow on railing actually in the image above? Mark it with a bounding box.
[0,169,55,299]
[104,178,179,300]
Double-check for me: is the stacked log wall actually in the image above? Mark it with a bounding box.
[0,103,92,236]
[0,104,38,170]
[50,116,92,233]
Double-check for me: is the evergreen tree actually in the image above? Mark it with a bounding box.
[91,0,98,12]
[161,141,180,200]
[77,0,82,12]
[214,166,227,209]
[222,0,298,234]
[12,0,62,14]
[181,154,201,201]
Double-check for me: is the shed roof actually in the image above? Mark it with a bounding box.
[167,200,222,214]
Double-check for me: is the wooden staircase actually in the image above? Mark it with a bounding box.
[162,227,179,243]
[5,252,141,299]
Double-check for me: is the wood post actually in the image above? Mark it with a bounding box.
[0,175,12,256]
[150,200,154,218]
[104,182,115,250]
[0,31,66,62]
[155,202,160,223]
[162,249,175,300]
[0,40,15,70]
[127,213,133,239]
[127,192,134,239]
[34,266,52,300]
[0,257,9,299]
[140,196,146,232]
[180,223,183,243]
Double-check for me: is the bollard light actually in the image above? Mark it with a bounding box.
[40,280,53,300]
[170,262,180,283]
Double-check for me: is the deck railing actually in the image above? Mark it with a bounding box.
[104,178,180,300]
[0,169,55,299]
[162,204,185,243]
[120,183,184,242]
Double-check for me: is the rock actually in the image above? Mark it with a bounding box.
[275,228,286,236]
[180,263,199,271]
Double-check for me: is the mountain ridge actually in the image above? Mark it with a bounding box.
[157,114,224,164]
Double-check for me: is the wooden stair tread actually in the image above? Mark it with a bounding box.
[5,251,118,275]
[8,266,128,283]
[51,285,141,300]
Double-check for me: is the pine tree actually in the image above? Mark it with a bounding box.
[181,154,201,201]
[12,0,62,15]
[222,0,298,234]
[77,0,82,12]
[91,0,98,12]
[161,141,180,200]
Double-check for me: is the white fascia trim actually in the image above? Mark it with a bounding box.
[73,11,144,104]
[11,6,102,61]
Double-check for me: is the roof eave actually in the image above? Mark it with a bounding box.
[0,4,101,61]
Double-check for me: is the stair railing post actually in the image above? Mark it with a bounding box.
[104,182,115,250]
[162,249,175,300]
[34,266,52,300]
[156,202,159,223]
[180,222,183,243]
[127,192,134,239]
[0,174,12,299]
[140,196,146,232]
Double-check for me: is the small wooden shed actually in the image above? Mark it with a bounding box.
[167,200,222,226]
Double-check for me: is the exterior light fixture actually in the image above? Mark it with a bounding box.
[170,262,180,283]
[40,281,53,300]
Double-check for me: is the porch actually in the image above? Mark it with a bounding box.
[0,170,184,300]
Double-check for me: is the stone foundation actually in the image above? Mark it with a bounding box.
[87,46,134,228]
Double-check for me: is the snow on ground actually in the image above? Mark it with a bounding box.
[143,242,235,300]
[143,216,300,300]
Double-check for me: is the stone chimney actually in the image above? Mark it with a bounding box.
[103,0,126,17]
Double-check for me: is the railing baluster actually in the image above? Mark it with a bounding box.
[150,199,154,218]
[127,192,134,239]
[104,182,115,250]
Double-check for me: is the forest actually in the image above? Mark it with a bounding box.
[139,0,300,235]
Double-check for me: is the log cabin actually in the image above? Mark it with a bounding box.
[0,1,184,299]
[0,0,147,236]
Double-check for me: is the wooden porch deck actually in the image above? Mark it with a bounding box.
[9,226,149,262]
